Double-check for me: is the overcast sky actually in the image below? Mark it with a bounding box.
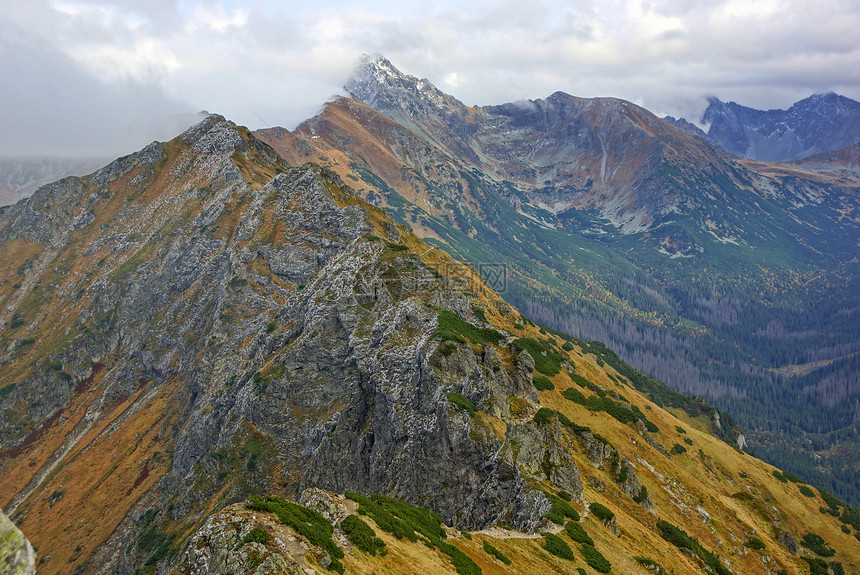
[1,0,859,157]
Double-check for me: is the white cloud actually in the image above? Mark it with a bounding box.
[0,0,858,158]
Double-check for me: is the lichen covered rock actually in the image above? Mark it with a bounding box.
[0,508,35,575]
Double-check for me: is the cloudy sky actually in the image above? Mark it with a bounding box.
[1,0,859,157]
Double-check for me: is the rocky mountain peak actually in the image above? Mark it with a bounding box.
[345,54,467,118]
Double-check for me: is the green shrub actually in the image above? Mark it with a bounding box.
[436,310,503,346]
[683,437,693,446]
[533,376,555,391]
[656,520,730,575]
[670,443,687,455]
[561,383,656,428]
[483,541,511,565]
[439,343,457,357]
[548,493,580,524]
[136,508,177,567]
[744,536,765,550]
[589,503,614,522]
[772,470,788,483]
[782,471,806,484]
[471,306,488,324]
[446,393,478,417]
[562,342,574,351]
[580,544,611,572]
[800,557,833,575]
[534,407,556,425]
[675,426,687,434]
[801,533,834,557]
[512,338,564,375]
[564,521,593,545]
[799,485,815,498]
[240,527,269,547]
[557,490,572,501]
[633,486,649,504]
[346,493,479,575]
[0,383,16,400]
[562,387,587,403]
[341,515,386,556]
[437,540,482,575]
[348,493,416,541]
[264,320,276,333]
[842,505,860,530]
[542,533,574,560]
[817,488,844,511]
[247,495,344,571]
[461,531,472,540]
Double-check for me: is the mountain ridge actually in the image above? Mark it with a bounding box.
[673,92,860,161]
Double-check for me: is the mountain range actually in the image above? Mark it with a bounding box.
[667,92,860,162]
[1,56,859,575]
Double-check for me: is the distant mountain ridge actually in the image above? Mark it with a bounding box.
[0,157,109,207]
[668,93,860,162]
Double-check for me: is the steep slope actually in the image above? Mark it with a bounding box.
[698,93,860,161]
[1,116,858,575]
[256,56,860,506]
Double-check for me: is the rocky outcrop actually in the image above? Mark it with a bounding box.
[173,504,305,575]
[776,530,798,556]
[615,457,654,512]
[0,508,35,575]
[504,422,583,501]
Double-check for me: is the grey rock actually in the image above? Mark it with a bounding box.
[0,507,35,575]
[175,506,303,575]
[505,422,583,500]
[616,457,654,511]
[776,530,797,555]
